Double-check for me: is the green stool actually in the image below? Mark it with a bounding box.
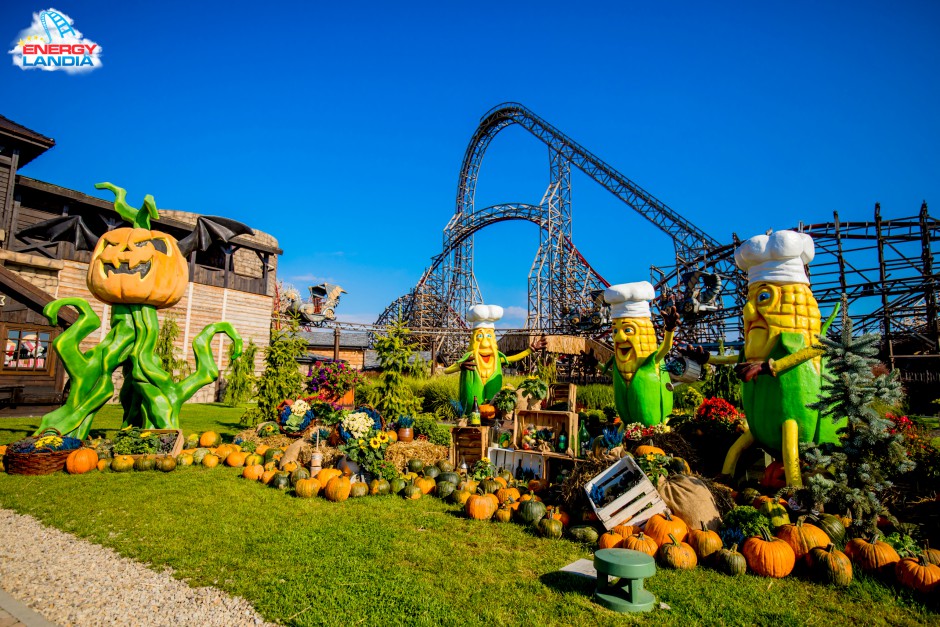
[593,548,656,613]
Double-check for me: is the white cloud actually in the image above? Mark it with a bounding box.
[288,274,336,284]
[8,8,103,74]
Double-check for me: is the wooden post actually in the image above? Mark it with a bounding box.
[333,327,340,361]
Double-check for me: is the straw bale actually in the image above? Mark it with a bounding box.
[384,440,449,473]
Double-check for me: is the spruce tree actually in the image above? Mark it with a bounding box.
[241,314,308,426]
[155,314,189,382]
[223,339,258,407]
[373,316,421,420]
[801,303,914,535]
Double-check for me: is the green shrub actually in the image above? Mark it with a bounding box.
[577,384,613,409]
[417,375,460,414]
[673,384,704,414]
[414,413,452,447]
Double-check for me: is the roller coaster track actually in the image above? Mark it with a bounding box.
[378,103,736,356]
[40,11,76,42]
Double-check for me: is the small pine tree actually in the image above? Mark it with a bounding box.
[373,316,421,420]
[242,314,308,426]
[800,304,914,536]
[155,314,189,382]
[223,339,258,407]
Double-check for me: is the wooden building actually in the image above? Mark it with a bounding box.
[0,114,281,411]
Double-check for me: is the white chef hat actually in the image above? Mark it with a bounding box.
[735,230,815,285]
[603,282,654,319]
[467,304,503,329]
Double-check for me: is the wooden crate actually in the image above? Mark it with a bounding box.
[548,383,577,410]
[513,410,579,457]
[487,447,546,480]
[584,456,667,530]
[450,426,489,468]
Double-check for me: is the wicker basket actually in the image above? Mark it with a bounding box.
[4,429,77,476]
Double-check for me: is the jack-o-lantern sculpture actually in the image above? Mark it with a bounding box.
[19,183,253,439]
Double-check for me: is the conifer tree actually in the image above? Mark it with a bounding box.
[373,316,421,420]
[801,303,913,535]
[223,339,258,407]
[242,314,307,426]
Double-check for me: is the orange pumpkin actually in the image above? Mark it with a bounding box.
[416,477,436,495]
[493,476,508,488]
[295,477,321,499]
[466,494,497,520]
[845,535,900,575]
[225,452,249,468]
[775,517,829,561]
[624,532,659,556]
[644,511,689,546]
[895,554,940,593]
[635,445,666,457]
[599,532,624,549]
[260,469,276,485]
[199,431,221,447]
[611,524,639,537]
[324,476,351,502]
[65,448,99,474]
[255,444,270,457]
[479,404,497,419]
[87,226,188,307]
[687,522,723,561]
[317,468,343,487]
[496,487,521,504]
[242,464,264,481]
[742,527,796,578]
[96,459,109,471]
[281,461,299,473]
[546,506,570,527]
[201,454,220,468]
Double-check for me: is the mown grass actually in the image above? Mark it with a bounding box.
[0,406,937,626]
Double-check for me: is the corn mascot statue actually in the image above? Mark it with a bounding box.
[600,282,679,427]
[682,230,841,487]
[444,305,546,416]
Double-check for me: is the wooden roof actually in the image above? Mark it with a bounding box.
[0,264,77,327]
[0,114,55,167]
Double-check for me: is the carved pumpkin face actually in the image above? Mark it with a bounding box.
[86,227,188,308]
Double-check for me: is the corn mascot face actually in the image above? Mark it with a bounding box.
[471,325,498,383]
[611,317,657,379]
[87,227,188,308]
[604,281,657,381]
[736,230,819,368]
[743,281,821,364]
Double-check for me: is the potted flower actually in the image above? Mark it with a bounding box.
[491,386,518,419]
[519,376,548,410]
[278,398,316,437]
[307,360,361,406]
[338,428,392,482]
[396,416,414,443]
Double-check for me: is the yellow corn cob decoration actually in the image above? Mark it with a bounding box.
[743,282,821,372]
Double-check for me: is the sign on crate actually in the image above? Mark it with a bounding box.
[584,456,667,530]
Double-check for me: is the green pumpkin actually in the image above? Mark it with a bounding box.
[402,484,423,500]
[498,469,513,484]
[568,525,600,544]
[407,459,425,473]
[438,472,461,486]
[738,487,760,505]
[422,466,440,480]
[110,457,134,473]
[369,479,391,496]
[134,455,156,471]
[389,478,406,495]
[192,448,210,464]
[291,467,311,486]
[350,482,369,498]
[479,479,500,495]
[714,544,747,576]
[759,501,791,530]
[436,460,455,473]
[185,433,200,448]
[435,481,456,500]
[537,517,564,539]
[175,453,194,467]
[809,514,847,546]
[264,448,282,464]
[271,472,291,490]
[516,500,547,526]
[155,456,176,473]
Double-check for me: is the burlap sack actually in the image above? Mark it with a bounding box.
[657,474,721,530]
[279,439,305,469]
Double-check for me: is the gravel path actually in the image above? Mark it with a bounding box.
[0,508,278,627]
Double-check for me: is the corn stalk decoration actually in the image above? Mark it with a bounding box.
[18,184,254,439]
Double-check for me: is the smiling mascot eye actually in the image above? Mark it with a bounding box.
[757,290,772,303]
[87,227,188,307]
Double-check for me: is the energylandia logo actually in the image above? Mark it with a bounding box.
[9,8,102,73]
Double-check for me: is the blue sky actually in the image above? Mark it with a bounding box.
[2,1,939,327]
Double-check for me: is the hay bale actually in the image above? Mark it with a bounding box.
[384,441,449,473]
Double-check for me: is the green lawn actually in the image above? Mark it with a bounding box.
[0,405,937,626]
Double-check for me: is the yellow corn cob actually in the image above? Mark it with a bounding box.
[612,317,659,378]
